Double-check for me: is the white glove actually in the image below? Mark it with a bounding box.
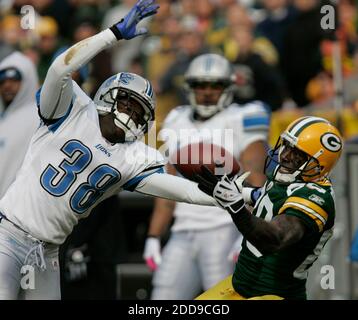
[227,235,243,263]
[196,166,245,214]
[234,171,262,206]
[143,237,162,271]
[213,175,245,214]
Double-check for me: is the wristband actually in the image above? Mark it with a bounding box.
[110,21,124,40]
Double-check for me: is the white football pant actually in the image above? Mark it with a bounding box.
[151,224,239,300]
[0,217,60,300]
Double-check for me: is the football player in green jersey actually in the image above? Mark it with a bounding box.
[195,116,343,300]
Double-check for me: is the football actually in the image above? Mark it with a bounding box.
[169,142,240,182]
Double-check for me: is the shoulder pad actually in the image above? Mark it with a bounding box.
[163,105,191,127]
[241,102,270,132]
[279,183,334,232]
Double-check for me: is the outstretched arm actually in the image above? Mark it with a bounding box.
[135,172,217,206]
[229,209,306,255]
[39,0,159,120]
[196,167,306,255]
[39,29,117,120]
[146,164,176,238]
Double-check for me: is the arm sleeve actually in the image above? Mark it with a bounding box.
[240,103,270,147]
[134,172,218,206]
[278,195,330,233]
[231,102,270,155]
[122,165,165,191]
[39,29,118,120]
[282,208,320,233]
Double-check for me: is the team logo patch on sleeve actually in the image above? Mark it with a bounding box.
[309,194,325,206]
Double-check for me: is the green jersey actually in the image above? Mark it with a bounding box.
[232,179,336,300]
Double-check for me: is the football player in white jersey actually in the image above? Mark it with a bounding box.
[143,53,270,299]
[0,0,218,300]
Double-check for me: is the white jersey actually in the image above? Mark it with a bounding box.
[160,102,270,231]
[0,83,164,244]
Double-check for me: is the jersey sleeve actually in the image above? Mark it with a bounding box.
[39,29,117,121]
[278,184,335,233]
[230,102,270,152]
[160,106,186,131]
[36,81,92,133]
[122,142,166,192]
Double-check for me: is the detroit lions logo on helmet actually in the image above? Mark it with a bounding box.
[320,133,342,152]
[118,73,134,85]
[103,75,116,88]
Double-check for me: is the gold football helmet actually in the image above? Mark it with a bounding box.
[265,116,343,183]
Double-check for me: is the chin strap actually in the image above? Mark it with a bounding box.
[274,159,308,183]
[194,104,222,118]
[96,105,145,142]
[274,168,301,183]
[96,104,111,115]
[113,110,144,142]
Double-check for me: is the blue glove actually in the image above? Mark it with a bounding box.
[110,0,159,40]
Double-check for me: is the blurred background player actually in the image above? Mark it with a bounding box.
[196,116,343,300]
[143,53,270,299]
[0,51,40,199]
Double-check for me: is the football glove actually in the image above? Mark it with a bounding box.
[233,171,262,206]
[111,0,159,40]
[196,165,245,215]
[143,237,162,271]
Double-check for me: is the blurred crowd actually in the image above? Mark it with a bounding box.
[1,0,358,131]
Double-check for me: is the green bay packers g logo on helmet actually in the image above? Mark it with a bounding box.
[321,133,342,152]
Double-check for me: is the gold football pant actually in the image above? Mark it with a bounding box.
[195,275,283,300]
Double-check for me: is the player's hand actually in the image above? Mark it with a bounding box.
[112,0,159,40]
[143,237,162,271]
[196,165,245,214]
[233,171,251,192]
[233,172,262,206]
[227,235,243,263]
